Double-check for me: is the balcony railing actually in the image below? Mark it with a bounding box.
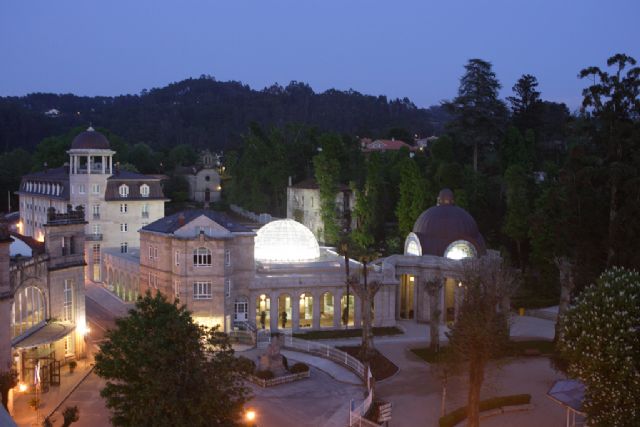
[85,233,103,241]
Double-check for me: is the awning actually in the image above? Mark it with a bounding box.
[12,322,76,350]
[547,379,586,414]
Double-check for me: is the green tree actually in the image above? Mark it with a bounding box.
[165,144,198,170]
[62,406,80,427]
[396,158,429,237]
[446,59,508,172]
[95,292,250,427]
[579,53,640,267]
[502,164,532,269]
[0,148,32,212]
[558,267,640,427]
[446,258,518,427]
[127,143,160,174]
[313,150,341,245]
[352,154,385,248]
[507,74,542,132]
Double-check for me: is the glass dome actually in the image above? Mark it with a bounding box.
[255,219,320,263]
[444,240,477,260]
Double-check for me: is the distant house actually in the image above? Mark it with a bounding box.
[286,178,355,244]
[360,138,417,153]
[415,135,438,150]
[44,108,60,117]
[175,150,222,204]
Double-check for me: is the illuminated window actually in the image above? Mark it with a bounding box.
[444,240,477,260]
[63,280,74,321]
[193,247,211,266]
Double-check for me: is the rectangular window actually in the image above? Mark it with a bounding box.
[78,184,85,194]
[174,280,180,299]
[193,247,211,266]
[148,246,153,260]
[193,281,212,300]
[225,249,231,267]
[92,204,100,219]
[225,278,231,298]
[120,223,128,232]
[92,244,101,264]
[148,273,158,289]
[92,184,100,194]
[120,203,128,213]
[63,280,73,321]
[120,242,128,253]
[142,203,149,218]
[175,250,180,266]
[93,224,101,235]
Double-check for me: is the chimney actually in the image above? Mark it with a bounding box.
[178,213,185,227]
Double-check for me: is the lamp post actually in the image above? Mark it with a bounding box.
[245,408,257,426]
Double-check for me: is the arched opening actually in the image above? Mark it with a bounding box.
[278,294,292,329]
[256,294,271,330]
[298,293,313,329]
[320,292,334,327]
[340,294,355,327]
[400,274,415,319]
[12,286,46,338]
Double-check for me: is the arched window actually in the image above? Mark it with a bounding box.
[140,184,150,197]
[444,240,477,260]
[12,286,46,338]
[119,184,129,198]
[193,247,212,266]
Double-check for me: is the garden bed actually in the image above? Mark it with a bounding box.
[336,346,398,381]
[293,326,403,340]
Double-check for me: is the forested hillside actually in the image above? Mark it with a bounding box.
[0,75,449,152]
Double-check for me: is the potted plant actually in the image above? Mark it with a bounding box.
[68,360,77,374]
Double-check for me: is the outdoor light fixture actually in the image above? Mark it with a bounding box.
[18,383,27,392]
[245,409,256,422]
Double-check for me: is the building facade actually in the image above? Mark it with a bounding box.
[17,127,167,282]
[286,178,356,244]
[102,189,496,335]
[0,208,87,404]
[175,150,222,204]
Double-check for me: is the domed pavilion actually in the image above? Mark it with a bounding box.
[381,189,499,324]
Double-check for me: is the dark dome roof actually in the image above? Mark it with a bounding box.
[71,127,110,150]
[411,189,486,257]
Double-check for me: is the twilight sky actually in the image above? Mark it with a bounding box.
[1,1,638,109]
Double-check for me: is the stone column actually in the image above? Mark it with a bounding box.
[333,289,343,328]
[312,291,321,330]
[291,292,300,332]
[248,293,257,328]
[87,156,91,174]
[102,156,106,174]
[270,292,279,331]
[354,294,362,328]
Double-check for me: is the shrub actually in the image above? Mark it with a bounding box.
[289,363,310,374]
[236,356,256,375]
[439,394,531,427]
[254,370,274,380]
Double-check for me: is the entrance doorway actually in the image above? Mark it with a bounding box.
[400,274,415,319]
[234,299,248,322]
[204,188,211,202]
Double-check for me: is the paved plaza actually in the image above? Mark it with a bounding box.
[12,283,569,427]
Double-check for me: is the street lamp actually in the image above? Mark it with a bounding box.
[245,408,257,426]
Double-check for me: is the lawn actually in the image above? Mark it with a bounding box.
[292,326,403,340]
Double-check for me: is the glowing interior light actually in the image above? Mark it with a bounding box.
[35,231,45,242]
[444,240,476,260]
[255,219,320,263]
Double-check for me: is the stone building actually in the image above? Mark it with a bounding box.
[286,178,356,244]
[0,207,87,403]
[102,189,496,334]
[17,127,167,282]
[175,150,222,204]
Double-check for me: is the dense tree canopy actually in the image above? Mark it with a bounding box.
[558,267,640,427]
[94,292,250,427]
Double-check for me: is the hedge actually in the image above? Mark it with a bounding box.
[439,394,531,427]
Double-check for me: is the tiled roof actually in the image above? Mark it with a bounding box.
[105,171,166,201]
[141,210,252,234]
[362,139,417,152]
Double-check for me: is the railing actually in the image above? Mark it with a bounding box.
[85,233,103,241]
[248,370,310,388]
[280,334,379,426]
